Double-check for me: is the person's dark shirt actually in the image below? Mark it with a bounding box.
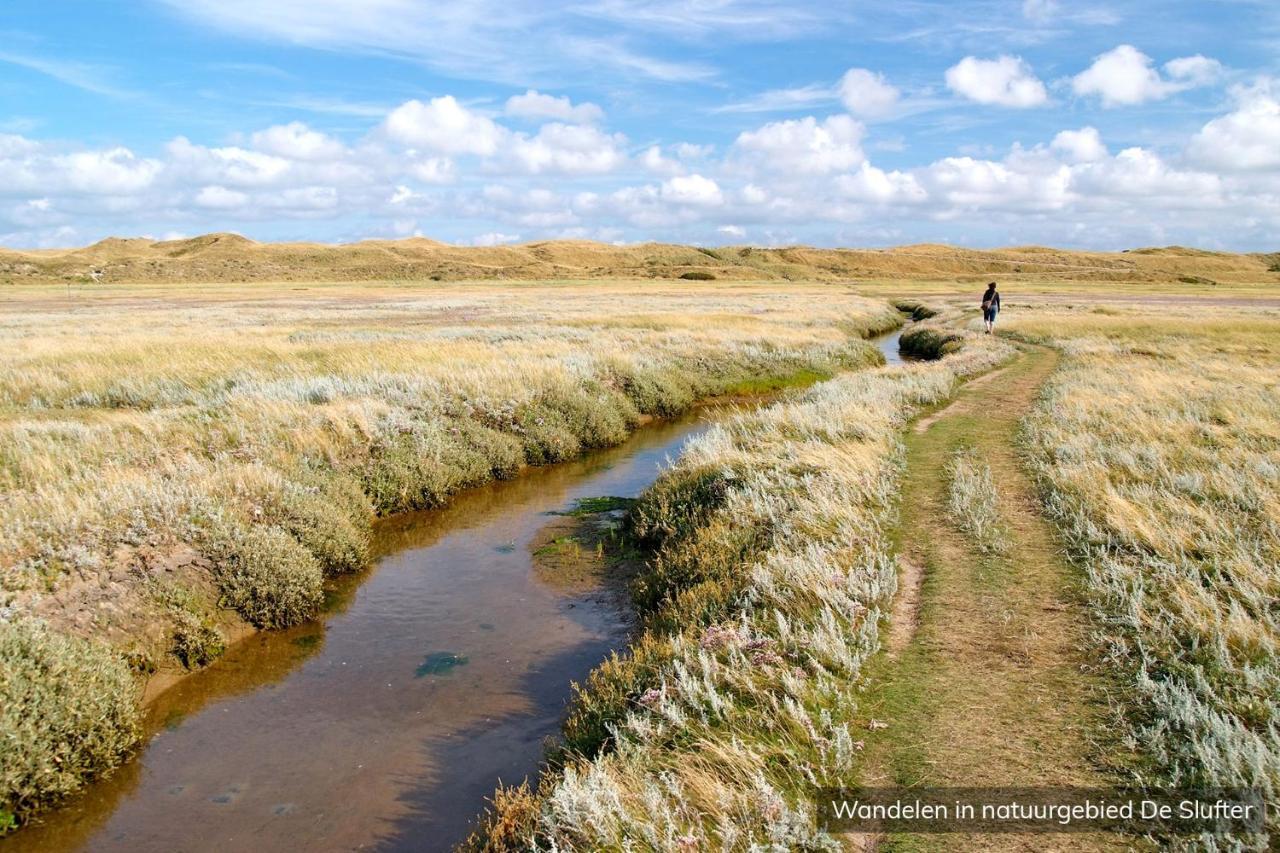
[982,289,1000,310]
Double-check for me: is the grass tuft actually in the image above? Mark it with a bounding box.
[944,447,1007,554]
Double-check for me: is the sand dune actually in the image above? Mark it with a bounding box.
[2,232,1276,284]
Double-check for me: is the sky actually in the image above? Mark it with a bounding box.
[1,1,1278,250]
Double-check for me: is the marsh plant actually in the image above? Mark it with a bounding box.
[945,447,1008,554]
[465,327,1012,850]
[0,282,901,826]
[1012,305,1280,845]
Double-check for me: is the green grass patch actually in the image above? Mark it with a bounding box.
[560,496,636,516]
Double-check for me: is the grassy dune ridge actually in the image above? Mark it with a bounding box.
[466,325,1013,850]
[4,234,1279,285]
[1010,306,1280,843]
[0,282,901,828]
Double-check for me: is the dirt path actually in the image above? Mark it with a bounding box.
[849,342,1130,852]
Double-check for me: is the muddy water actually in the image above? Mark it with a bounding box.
[9,409,743,853]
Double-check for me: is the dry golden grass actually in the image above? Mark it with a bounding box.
[1009,302,1280,844]
[0,279,900,828]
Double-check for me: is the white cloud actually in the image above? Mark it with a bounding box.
[733,115,865,174]
[166,137,291,187]
[640,145,683,176]
[945,56,1047,108]
[661,174,724,206]
[1071,147,1220,199]
[834,162,926,202]
[1165,55,1224,86]
[506,123,625,175]
[1187,86,1280,171]
[2,79,1278,252]
[504,90,604,124]
[838,68,900,118]
[1051,127,1107,163]
[837,163,926,203]
[409,157,457,184]
[1072,45,1222,107]
[382,96,505,156]
[194,185,249,209]
[250,122,346,161]
[59,147,162,194]
[472,231,521,246]
[919,155,1070,210]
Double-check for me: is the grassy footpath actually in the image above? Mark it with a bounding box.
[850,342,1129,852]
[464,326,1012,850]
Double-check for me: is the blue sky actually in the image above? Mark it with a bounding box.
[2,1,1278,250]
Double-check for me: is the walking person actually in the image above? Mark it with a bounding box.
[981,281,1001,334]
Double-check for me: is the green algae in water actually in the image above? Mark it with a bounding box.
[415,651,469,677]
[291,633,322,649]
[551,496,635,516]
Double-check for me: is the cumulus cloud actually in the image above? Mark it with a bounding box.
[1051,127,1107,163]
[2,82,1278,252]
[382,96,505,155]
[250,122,346,161]
[733,115,865,174]
[408,157,457,184]
[661,174,723,206]
[194,185,249,209]
[945,56,1047,107]
[0,141,162,196]
[838,68,900,118]
[166,137,291,186]
[504,90,604,124]
[1186,84,1280,171]
[640,145,682,176]
[1165,55,1224,86]
[837,163,926,203]
[506,123,625,175]
[1072,45,1222,107]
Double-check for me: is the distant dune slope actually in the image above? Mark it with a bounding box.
[2,233,1277,284]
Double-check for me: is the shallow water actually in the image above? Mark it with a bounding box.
[871,323,915,365]
[9,409,740,853]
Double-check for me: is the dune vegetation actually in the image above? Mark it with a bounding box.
[465,325,1012,849]
[1008,304,1280,844]
[3,232,1279,286]
[0,280,901,828]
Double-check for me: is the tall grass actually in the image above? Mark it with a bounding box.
[1012,305,1280,847]
[0,282,901,827]
[465,327,1012,849]
[945,448,1007,554]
